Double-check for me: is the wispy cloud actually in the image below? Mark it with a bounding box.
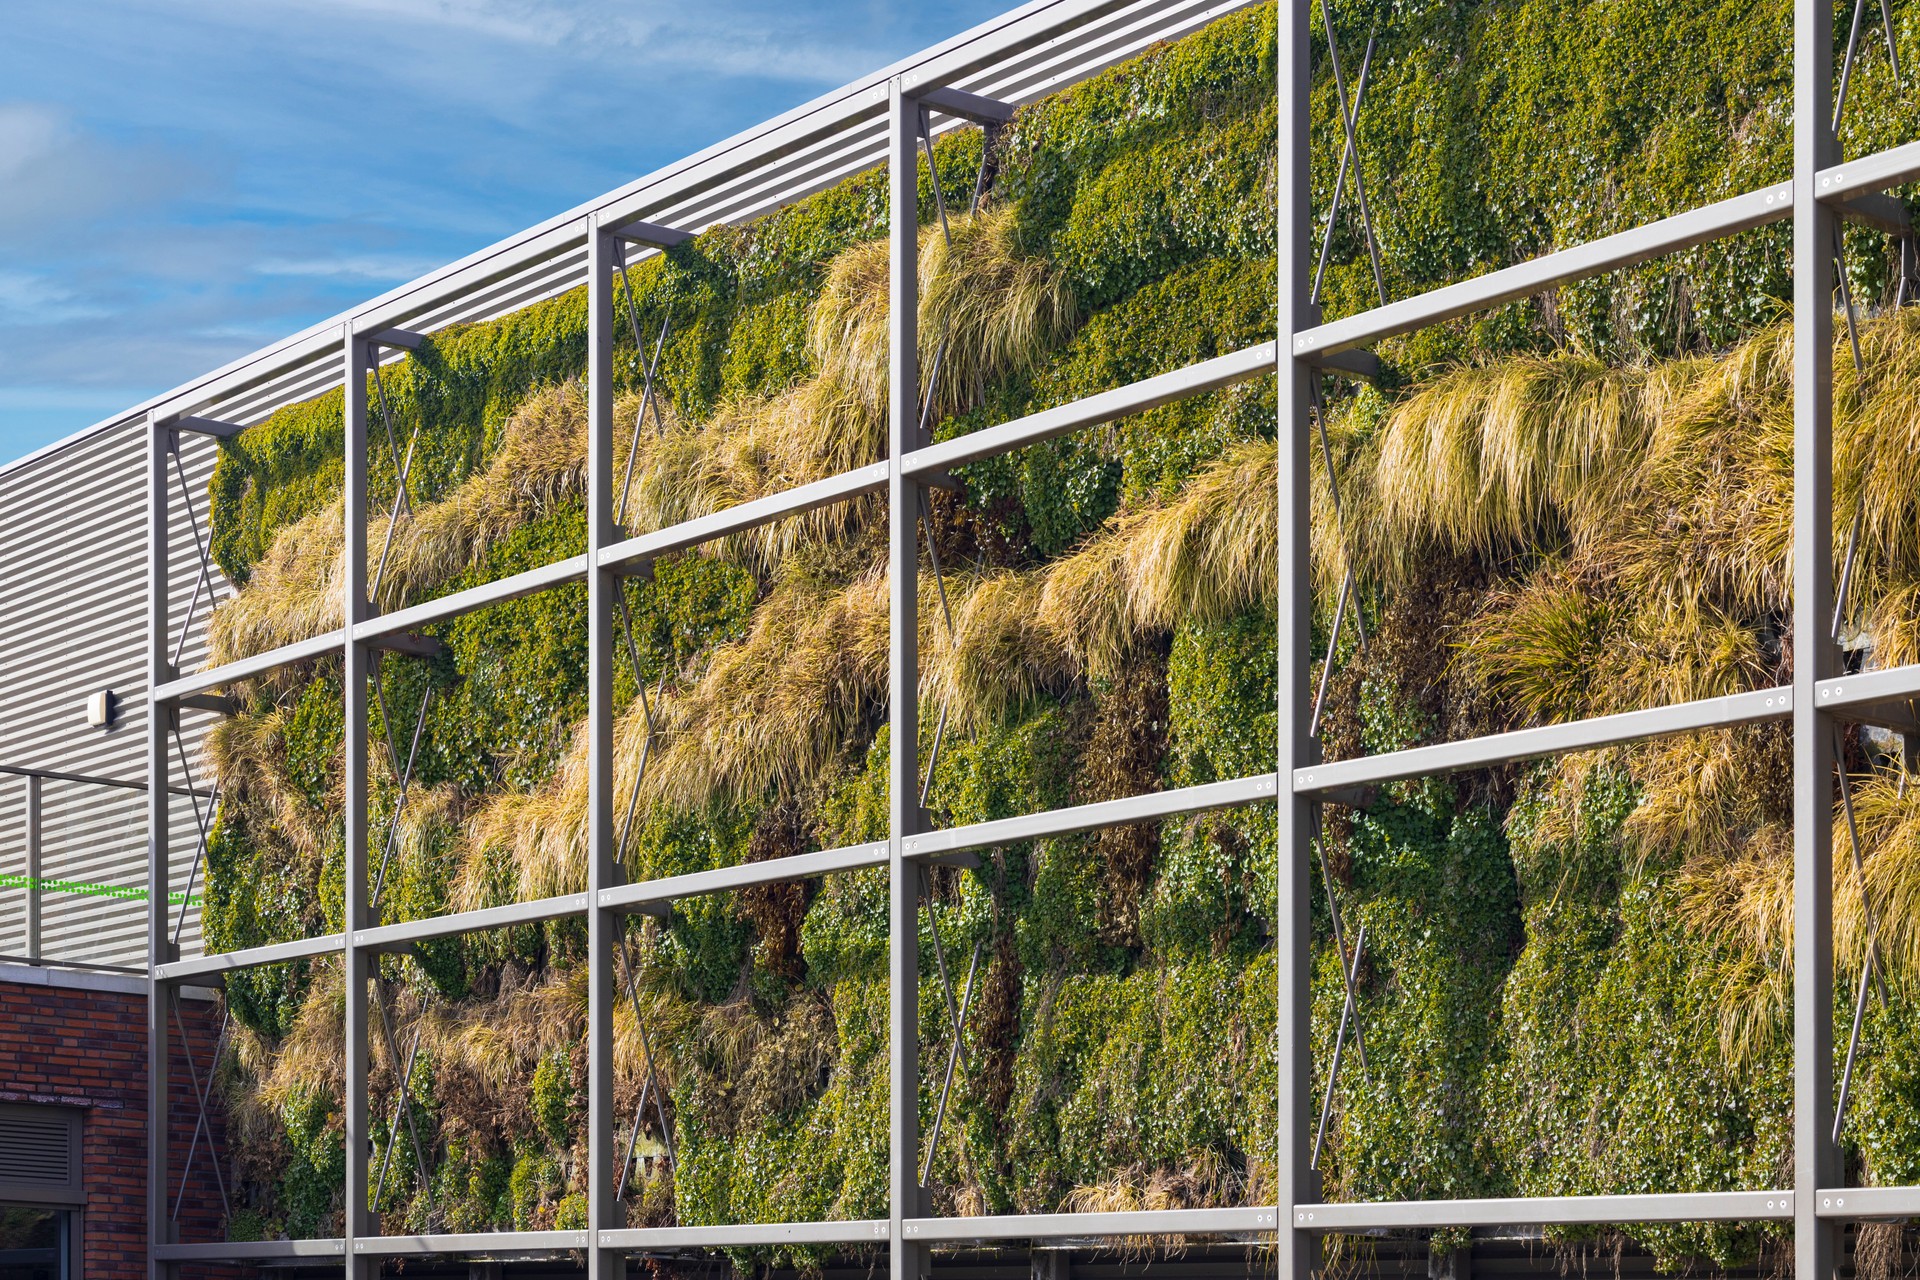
[0,0,1009,462]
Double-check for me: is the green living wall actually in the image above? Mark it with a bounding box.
[197,1,1920,1272]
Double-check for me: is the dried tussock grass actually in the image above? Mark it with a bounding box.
[444,439,1278,908]
[207,208,1073,666]
[1060,1150,1245,1252]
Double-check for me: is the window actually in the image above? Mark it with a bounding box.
[0,1207,68,1280]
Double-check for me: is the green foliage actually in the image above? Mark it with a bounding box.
[202,1,1920,1258]
[279,1087,345,1239]
[531,1050,579,1148]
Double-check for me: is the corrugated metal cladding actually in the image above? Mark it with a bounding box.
[0,422,224,967]
[0,0,1259,970]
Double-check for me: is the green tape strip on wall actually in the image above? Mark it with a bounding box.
[0,873,199,906]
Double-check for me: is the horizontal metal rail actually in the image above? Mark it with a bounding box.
[154,932,344,985]
[600,463,890,573]
[352,893,588,953]
[1817,144,1920,203]
[355,1230,589,1257]
[1295,183,1794,357]
[596,841,891,913]
[599,1220,892,1250]
[148,342,1282,697]
[152,777,1288,978]
[1295,687,1792,796]
[152,629,345,703]
[1814,1185,1920,1219]
[901,343,1276,476]
[902,773,1278,861]
[1816,666,1920,721]
[354,554,590,643]
[903,1207,1279,1242]
[154,1239,347,1261]
[1292,1191,1795,1232]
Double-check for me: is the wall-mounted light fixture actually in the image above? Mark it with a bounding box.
[84,690,117,728]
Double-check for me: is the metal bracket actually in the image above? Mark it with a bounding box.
[909,84,1014,126]
[1304,348,1382,382]
[367,632,447,660]
[1832,698,1920,736]
[612,219,692,248]
[1320,784,1378,810]
[172,415,247,439]
[366,327,426,351]
[916,466,966,493]
[1835,191,1911,235]
[177,693,239,716]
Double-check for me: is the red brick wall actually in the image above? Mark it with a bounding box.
[0,974,228,1278]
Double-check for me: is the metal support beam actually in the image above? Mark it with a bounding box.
[1296,688,1792,795]
[146,411,173,1280]
[907,83,1014,125]
[610,219,691,247]
[904,1207,1278,1243]
[1792,5,1839,1280]
[1834,191,1910,235]
[343,328,377,1271]
[1293,1192,1794,1232]
[887,74,929,1280]
[24,775,41,961]
[902,774,1276,861]
[365,328,425,351]
[586,214,623,1276]
[171,415,247,439]
[1295,183,1793,357]
[901,344,1275,476]
[1276,6,1316,1280]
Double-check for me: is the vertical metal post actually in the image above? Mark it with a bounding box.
[25,774,41,960]
[147,410,173,1279]
[343,326,376,1271]
[888,76,927,1280]
[1793,0,1839,1269]
[586,215,622,1279]
[1276,1,1319,1277]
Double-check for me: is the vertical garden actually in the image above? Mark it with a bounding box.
[194,0,1920,1271]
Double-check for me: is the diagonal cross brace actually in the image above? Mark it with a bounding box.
[921,937,982,1189]
[1833,0,1902,133]
[1832,728,1897,1142]
[372,977,437,1224]
[1313,804,1369,1078]
[170,994,232,1223]
[1310,27,1381,308]
[615,934,679,1201]
[614,256,674,529]
[170,718,220,950]
[167,434,221,671]
[1316,5,1386,308]
[372,1021,424,1214]
[370,671,434,912]
[1312,922,1369,1170]
[1307,380,1368,737]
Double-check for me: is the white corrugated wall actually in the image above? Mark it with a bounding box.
[0,423,228,967]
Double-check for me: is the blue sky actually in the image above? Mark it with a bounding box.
[0,0,1010,465]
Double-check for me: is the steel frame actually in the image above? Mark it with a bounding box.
[142,0,1920,1274]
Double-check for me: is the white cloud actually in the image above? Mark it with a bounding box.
[0,101,206,241]
[253,253,446,281]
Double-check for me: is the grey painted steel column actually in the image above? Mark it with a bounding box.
[147,410,173,1279]
[586,216,622,1278]
[1793,0,1838,1274]
[25,774,41,960]
[343,327,376,1272]
[888,77,926,1280]
[1274,2,1317,1278]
